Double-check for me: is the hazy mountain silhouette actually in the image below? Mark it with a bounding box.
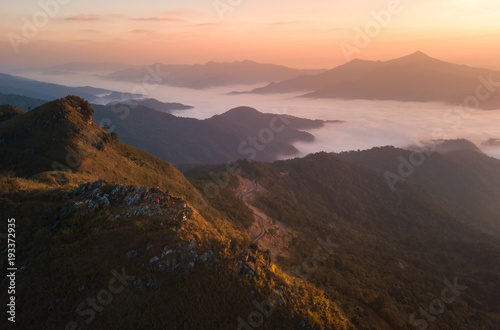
[104,60,325,89]
[40,61,134,74]
[410,138,483,154]
[245,58,385,94]
[92,103,338,168]
[246,52,500,109]
[107,98,193,113]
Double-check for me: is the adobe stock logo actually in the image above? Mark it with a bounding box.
[8,0,71,54]
[237,299,274,330]
[340,0,403,61]
[384,73,500,192]
[65,268,135,330]
[236,115,290,160]
[409,277,467,329]
[213,0,244,20]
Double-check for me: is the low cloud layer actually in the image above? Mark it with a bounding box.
[16,72,500,160]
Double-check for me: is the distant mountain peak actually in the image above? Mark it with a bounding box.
[347,58,365,64]
[345,58,375,66]
[397,51,434,62]
[219,106,261,118]
[227,105,259,113]
[422,138,484,154]
[347,52,431,65]
[409,50,430,57]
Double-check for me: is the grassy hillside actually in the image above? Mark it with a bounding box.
[0,96,195,198]
[2,96,499,329]
[0,96,351,329]
[338,145,500,234]
[187,153,500,329]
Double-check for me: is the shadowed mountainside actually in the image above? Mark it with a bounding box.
[92,103,340,168]
[337,143,500,234]
[187,151,500,329]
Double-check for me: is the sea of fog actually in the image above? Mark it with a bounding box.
[16,71,500,160]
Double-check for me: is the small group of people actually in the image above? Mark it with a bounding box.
[153,187,169,205]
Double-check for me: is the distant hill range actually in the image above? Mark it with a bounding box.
[243,52,500,110]
[1,96,500,329]
[92,103,339,168]
[0,73,193,112]
[0,92,46,111]
[337,141,500,234]
[103,60,325,89]
[39,61,134,75]
[0,72,142,104]
[188,146,500,329]
[0,82,334,166]
[107,98,193,113]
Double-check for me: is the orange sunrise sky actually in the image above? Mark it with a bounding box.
[1,0,500,69]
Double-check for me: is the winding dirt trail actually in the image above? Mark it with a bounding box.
[234,176,296,259]
[238,179,267,241]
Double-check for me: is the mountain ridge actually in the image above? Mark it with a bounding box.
[107,98,193,113]
[91,103,339,168]
[0,95,353,329]
[104,60,326,89]
[243,52,500,109]
[1,96,499,329]
[187,150,500,329]
[0,73,142,105]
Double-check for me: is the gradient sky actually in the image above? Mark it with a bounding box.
[1,0,500,69]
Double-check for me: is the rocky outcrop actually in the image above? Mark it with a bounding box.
[142,241,221,278]
[63,180,194,222]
